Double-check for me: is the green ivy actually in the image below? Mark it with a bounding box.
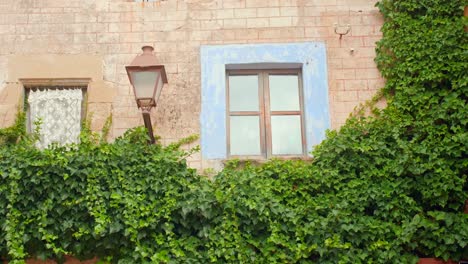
[0,0,467,263]
[0,111,27,146]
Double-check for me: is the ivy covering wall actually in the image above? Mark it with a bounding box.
[0,0,467,263]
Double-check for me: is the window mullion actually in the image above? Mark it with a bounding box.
[258,72,266,157]
[262,71,272,158]
[298,71,306,156]
[226,72,231,157]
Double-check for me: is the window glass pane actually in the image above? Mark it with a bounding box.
[229,75,259,111]
[271,115,303,155]
[269,75,300,111]
[230,116,261,155]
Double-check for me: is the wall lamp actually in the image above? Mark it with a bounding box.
[126,46,167,144]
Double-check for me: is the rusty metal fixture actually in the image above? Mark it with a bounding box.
[126,46,168,144]
[465,6,468,32]
[333,23,351,39]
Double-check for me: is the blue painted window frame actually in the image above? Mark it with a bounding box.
[200,42,330,159]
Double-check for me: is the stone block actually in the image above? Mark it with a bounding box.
[344,80,368,91]
[358,90,377,101]
[215,9,235,19]
[279,7,298,16]
[87,81,115,103]
[362,36,381,47]
[234,28,257,40]
[75,13,98,23]
[223,18,247,29]
[119,32,143,43]
[234,8,257,18]
[355,68,381,79]
[246,18,269,28]
[246,0,279,7]
[0,104,17,128]
[368,79,385,90]
[109,23,131,33]
[199,19,223,30]
[305,27,329,37]
[223,0,246,9]
[97,12,120,23]
[305,0,337,6]
[333,69,356,80]
[269,17,292,27]
[342,57,375,69]
[189,10,213,20]
[351,25,379,36]
[334,90,358,102]
[97,32,119,43]
[73,33,97,44]
[257,7,280,17]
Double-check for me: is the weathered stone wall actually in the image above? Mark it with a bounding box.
[0,0,384,170]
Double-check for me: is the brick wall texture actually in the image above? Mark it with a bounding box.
[0,0,385,170]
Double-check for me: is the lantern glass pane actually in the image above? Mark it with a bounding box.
[154,72,164,102]
[131,71,160,99]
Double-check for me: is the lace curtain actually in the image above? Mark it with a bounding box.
[28,88,83,149]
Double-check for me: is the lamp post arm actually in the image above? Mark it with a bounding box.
[142,111,156,144]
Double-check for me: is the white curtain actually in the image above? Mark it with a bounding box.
[28,88,83,149]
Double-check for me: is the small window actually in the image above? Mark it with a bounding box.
[25,86,86,149]
[226,69,305,158]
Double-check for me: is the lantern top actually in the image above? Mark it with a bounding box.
[126,45,168,84]
[141,45,154,54]
[128,45,159,68]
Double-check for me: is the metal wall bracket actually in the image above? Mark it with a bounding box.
[334,23,351,39]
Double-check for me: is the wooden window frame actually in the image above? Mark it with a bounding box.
[226,69,306,159]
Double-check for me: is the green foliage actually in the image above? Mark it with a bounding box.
[0,111,27,145]
[0,127,209,263]
[0,0,467,263]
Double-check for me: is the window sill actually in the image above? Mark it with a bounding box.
[222,155,313,166]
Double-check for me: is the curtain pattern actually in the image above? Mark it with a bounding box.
[28,88,83,149]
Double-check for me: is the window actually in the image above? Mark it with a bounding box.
[227,69,305,158]
[25,86,86,149]
[200,43,330,160]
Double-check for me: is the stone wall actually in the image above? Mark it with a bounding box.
[0,0,384,170]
